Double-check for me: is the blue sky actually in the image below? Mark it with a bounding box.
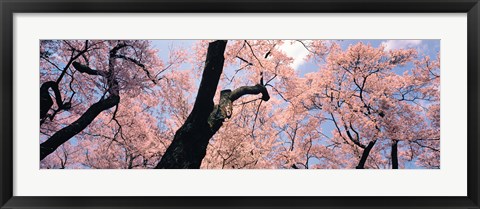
[152,39,440,74]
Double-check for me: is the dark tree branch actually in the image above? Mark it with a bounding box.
[109,42,128,56]
[40,81,72,125]
[265,84,289,102]
[40,95,120,160]
[40,81,61,120]
[329,113,349,144]
[344,124,365,149]
[236,56,253,65]
[356,140,377,169]
[251,100,263,139]
[40,41,90,123]
[229,84,270,102]
[40,56,63,72]
[56,40,89,84]
[72,61,108,76]
[411,140,440,152]
[114,54,157,84]
[245,40,264,68]
[392,140,399,169]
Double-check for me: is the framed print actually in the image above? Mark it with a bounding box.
[1,0,479,208]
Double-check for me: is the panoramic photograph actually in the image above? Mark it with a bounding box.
[39,39,440,169]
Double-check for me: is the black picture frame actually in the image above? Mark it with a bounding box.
[1,0,479,208]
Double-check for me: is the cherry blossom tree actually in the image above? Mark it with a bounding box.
[299,42,440,169]
[40,40,184,162]
[40,39,440,169]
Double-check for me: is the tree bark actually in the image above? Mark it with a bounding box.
[155,40,270,169]
[391,140,398,169]
[40,44,122,161]
[356,140,376,169]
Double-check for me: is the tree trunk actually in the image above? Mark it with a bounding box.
[356,140,376,169]
[155,40,270,169]
[154,41,227,169]
[391,140,398,169]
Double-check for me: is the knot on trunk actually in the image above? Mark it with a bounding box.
[208,90,233,129]
[219,90,233,119]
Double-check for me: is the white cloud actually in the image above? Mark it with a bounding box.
[382,40,422,51]
[279,41,310,70]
